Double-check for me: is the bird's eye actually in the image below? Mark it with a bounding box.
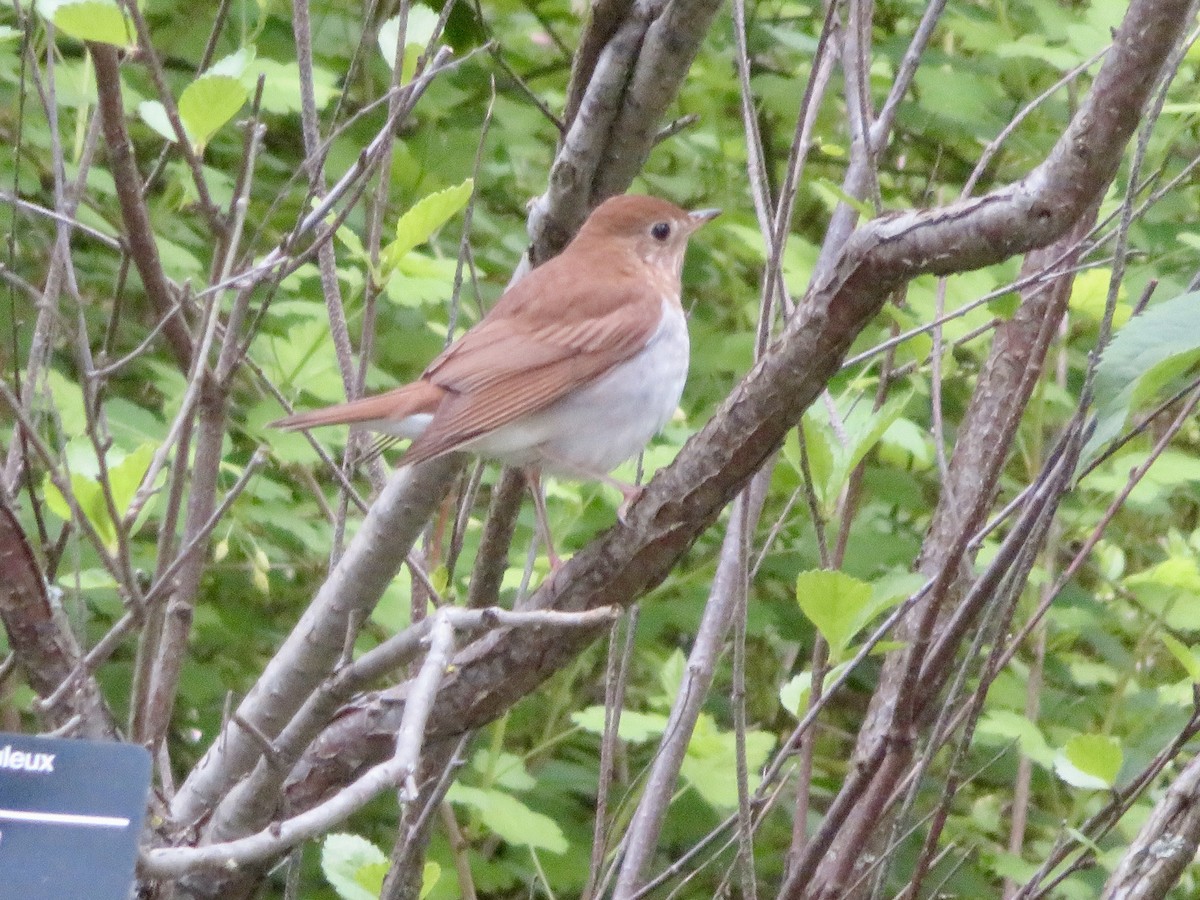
[651,222,671,241]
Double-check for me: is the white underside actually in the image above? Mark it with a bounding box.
[380,299,689,477]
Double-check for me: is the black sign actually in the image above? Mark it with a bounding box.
[0,732,151,899]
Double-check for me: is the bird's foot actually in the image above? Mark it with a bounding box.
[616,484,645,525]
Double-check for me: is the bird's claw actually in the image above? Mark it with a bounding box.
[617,485,645,525]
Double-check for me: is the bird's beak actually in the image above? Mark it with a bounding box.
[687,208,722,231]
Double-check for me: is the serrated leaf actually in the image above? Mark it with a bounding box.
[796,570,873,660]
[179,74,248,152]
[447,785,568,853]
[321,833,387,900]
[1082,291,1200,467]
[383,179,474,271]
[1053,734,1122,790]
[51,0,134,47]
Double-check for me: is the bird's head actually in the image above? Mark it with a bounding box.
[573,194,721,282]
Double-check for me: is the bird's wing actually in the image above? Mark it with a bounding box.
[401,269,663,464]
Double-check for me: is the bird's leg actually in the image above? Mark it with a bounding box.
[585,472,643,524]
[525,468,563,570]
[534,450,645,525]
[613,481,644,525]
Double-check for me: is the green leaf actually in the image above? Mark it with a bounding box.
[680,714,776,808]
[1069,267,1129,328]
[378,5,441,81]
[50,0,135,47]
[976,710,1055,768]
[797,414,836,507]
[778,663,850,717]
[1161,633,1200,682]
[801,391,913,513]
[657,648,687,706]
[572,706,668,743]
[44,471,114,547]
[256,319,343,398]
[987,292,1021,320]
[1125,553,1200,630]
[1053,734,1122,790]
[321,833,387,900]
[470,749,536,791]
[246,58,339,115]
[868,571,926,616]
[385,252,460,306]
[336,223,368,263]
[879,304,934,363]
[382,179,474,272]
[994,36,1086,70]
[138,101,179,144]
[420,861,441,899]
[108,443,154,515]
[179,74,248,152]
[810,177,875,218]
[206,47,254,79]
[447,784,568,854]
[41,444,157,550]
[840,392,914,482]
[1083,291,1200,467]
[43,474,72,525]
[795,569,873,660]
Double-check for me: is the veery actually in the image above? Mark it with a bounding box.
[272,194,720,562]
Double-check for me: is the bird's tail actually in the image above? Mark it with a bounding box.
[269,380,443,438]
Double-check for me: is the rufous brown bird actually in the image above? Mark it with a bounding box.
[271,193,719,564]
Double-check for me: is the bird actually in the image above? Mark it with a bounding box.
[271,193,720,565]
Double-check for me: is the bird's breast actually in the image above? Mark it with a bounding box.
[465,297,690,475]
